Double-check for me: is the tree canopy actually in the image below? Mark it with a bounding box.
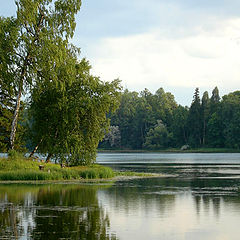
[28,58,121,165]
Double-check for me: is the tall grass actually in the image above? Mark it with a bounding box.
[74,166,115,179]
[0,171,61,181]
[7,150,24,160]
[0,157,114,181]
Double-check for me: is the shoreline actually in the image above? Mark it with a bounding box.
[0,157,167,182]
[0,173,167,185]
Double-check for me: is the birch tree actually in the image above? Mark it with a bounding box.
[28,58,121,165]
[0,0,81,149]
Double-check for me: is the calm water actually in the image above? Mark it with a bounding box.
[1,153,240,239]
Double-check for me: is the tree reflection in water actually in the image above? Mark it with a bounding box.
[1,177,240,240]
[0,184,118,240]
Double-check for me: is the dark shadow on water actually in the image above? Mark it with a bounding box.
[0,184,118,240]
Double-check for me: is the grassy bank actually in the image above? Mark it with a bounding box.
[0,156,156,181]
[0,157,115,181]
[98,148,240,153]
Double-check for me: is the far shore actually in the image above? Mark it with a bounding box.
[98,148,240,153]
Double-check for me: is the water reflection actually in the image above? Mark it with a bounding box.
[97,177,240,240]
[0,178,240,240]
[0,184,118,240]
[1,152,240,240]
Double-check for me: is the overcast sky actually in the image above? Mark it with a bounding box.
[1,0,240,106]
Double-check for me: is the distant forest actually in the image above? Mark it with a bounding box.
[100,87,240,150]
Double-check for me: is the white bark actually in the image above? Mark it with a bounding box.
[9,53,30,149]
[29,138,43,157]
[10,86,22,149]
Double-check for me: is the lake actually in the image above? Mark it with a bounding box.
[1,153,240,239]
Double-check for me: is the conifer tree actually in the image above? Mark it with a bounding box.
[187,88,202,146]
[201,91,210,145]
[210,86,220,114]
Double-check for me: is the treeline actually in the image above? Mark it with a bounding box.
[100,87,240,150]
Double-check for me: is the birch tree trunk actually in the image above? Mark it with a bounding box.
[10,85,22,149]
[29,138,43,157]
[9,54,30,150]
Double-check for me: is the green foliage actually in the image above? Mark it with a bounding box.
[27,58,121,165]
[110,88,177,149]
[170,105,188,147]
[110,90,141,148]
[207,112,224,147]
[221,91,240,148]
[187,88,202,147]
[210,87,221,114]
[0,89,14,151]
[201,91,210,145]
[106,86,240,150]
[0,57,25,152]
[0,0,82,149]
[143,120,172,149]
[0,16,19,88]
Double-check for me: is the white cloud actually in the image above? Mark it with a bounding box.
[79,17,240,104]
